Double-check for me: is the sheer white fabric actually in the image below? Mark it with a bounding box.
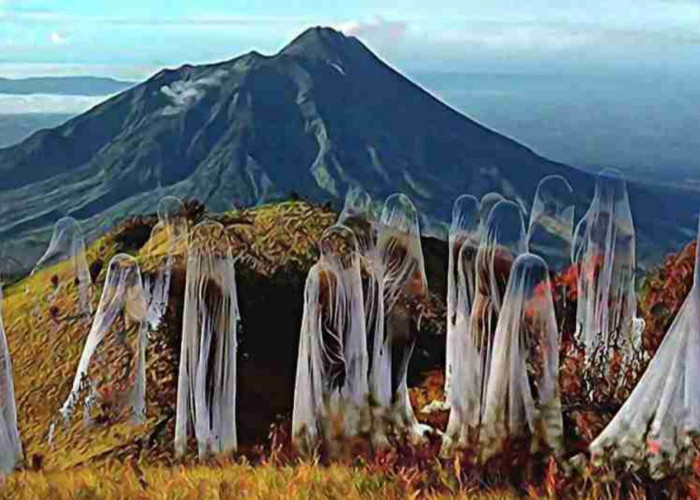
[175,221,239,458]
[480,253,563,460]
[58,254,148,426]
[0,285,22,474]
[156,196,185,226]
[590,211,700,478]
[479,192,505,230]
[144,197,188,330]
[338,187,377,256]
[376,193,430,442]
[30,217,92,317]
[573,169,639,374]
[445,195,480,405]
[528,175,575,274]
[443,199,527,453]
[292,225,370,452]
[337,188,391,447]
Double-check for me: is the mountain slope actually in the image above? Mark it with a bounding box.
[0,27,697,268]
[0,114,74,148]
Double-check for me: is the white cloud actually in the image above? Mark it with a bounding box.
[49,31,68,45]
[0,93,107,114]
[336,17,407,45]
[160,69,228,116]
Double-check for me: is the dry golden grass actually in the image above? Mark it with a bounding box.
[1,460,521,500]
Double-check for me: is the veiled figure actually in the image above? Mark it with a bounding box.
[590,211,700,478]
[58,254,148,427]
[337,188,382,364]
[528,175,575,275]
[30,217,92,318]
[157,195,186,226]
[445,195,480,406]
[337,188,392,448]
[573,169,639,377]
[445,199,526,452]
[376,193,430,442]
[143,196,188,330]
[480,254,563,461]
[175,221,239,458]
[0,283,22,474]
[528,175,575,331]
[292,225,370,453]
[479,192,505,230]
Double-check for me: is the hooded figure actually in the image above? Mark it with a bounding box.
[573,169,639,384]
[528,175,575,331]
[0,282,23,474]
[292,224,370,453]
[375,193,430,442]
[143,196,188,330]
[30,217,92,318]
[479,192,505,230]
[175,221,239,458]
[528,175,575,275]
[445,195,480,405]
[445,200,526,452]
[590,211,700,478]
[157,195,186,226]
[58,254,148,427]
[480,253,563,461]
[337,188,392,448]
[337,188,382,369]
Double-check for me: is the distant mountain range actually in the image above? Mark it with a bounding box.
[0,76,134,96]
[0,76,135,147]
[0,27,698,270]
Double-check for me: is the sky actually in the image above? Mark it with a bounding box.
[1,0,700,80]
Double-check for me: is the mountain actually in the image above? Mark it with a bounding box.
[0,27,698,269]
[0,113,74,148]
[0,76,134,96]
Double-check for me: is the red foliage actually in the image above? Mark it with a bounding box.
[641,241,697,356]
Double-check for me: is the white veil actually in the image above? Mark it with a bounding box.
[30,216,92,318]
[143,196,188,330]
[292,224,369,453]
[444,199,526,452]
[479,192,505,230]
[58,254,148,427]
[590,211,700,478]
[156,196,185,226]
[480,253,563,460]
[0,283,23,474]
[376,193,430,442]
[445,195,480,404]
[528,175,575,274]
[337,187,377,257]
[175,221,239,458]
[573,168,639,389]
